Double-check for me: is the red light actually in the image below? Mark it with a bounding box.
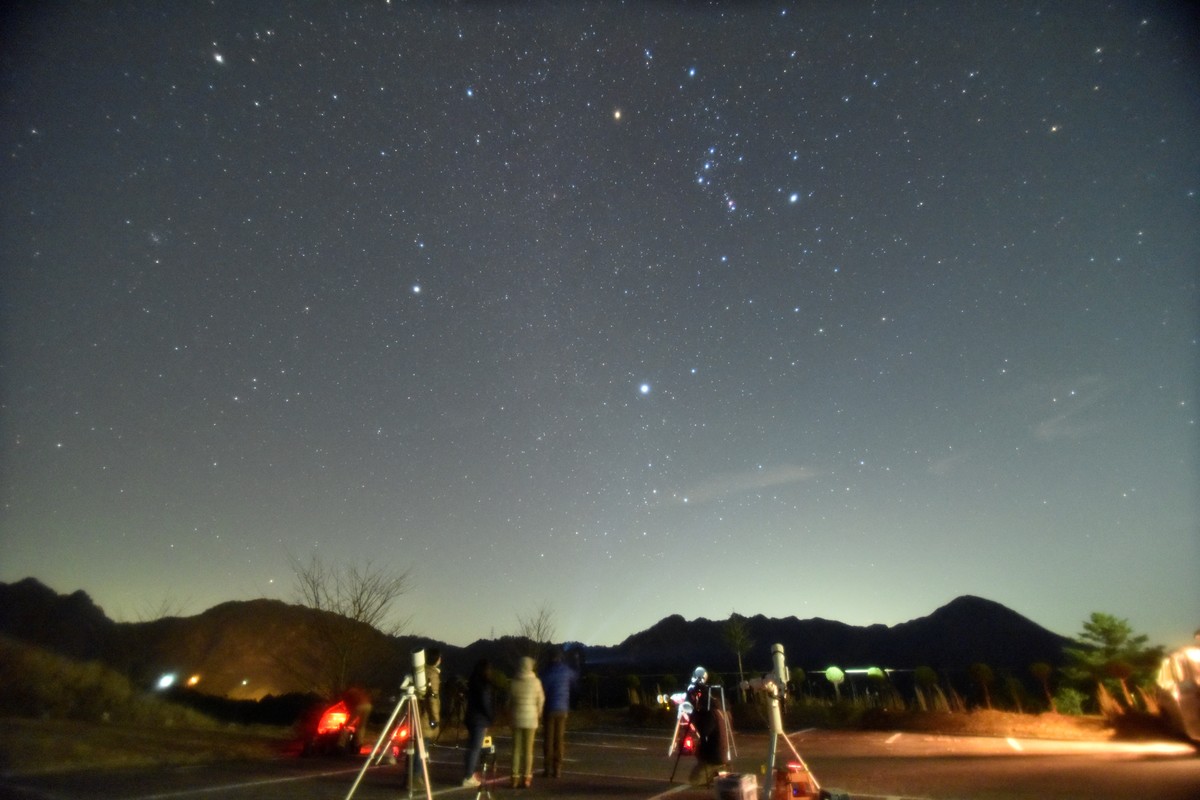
[681,735,695,754]
[392,724,409,741]
[317,701,350,735]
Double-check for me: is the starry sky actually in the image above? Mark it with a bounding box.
[2,1,1197,651]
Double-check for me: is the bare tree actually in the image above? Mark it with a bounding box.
[291,553,411,634]
[515,602,557,663]
[289,553,412,695]
[135,593,190,622]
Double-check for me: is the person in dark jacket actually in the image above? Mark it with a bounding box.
[539,647,578,777]
[461,659,494,787]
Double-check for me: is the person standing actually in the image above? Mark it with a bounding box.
[540,647,577,778]
[423,648,442,739]
[508,656,545,788]
[462,659,494,788]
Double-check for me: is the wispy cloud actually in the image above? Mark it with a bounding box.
[929,452,967,477]
[674,463,818,505]
[1032,375,1110,441]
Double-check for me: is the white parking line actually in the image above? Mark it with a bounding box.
[885,732,903,744]
[786,727,817,737]
[644,784,691,800]
[125,766,361,799]
[574,740,650,750]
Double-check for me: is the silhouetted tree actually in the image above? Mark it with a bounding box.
[1029,662,1056,712]
[1004,674,1026,713]
[789,666,806,699]
[722,613,755,702]
[582,672,601,709]
[968,662,995,709]
[515,602,557,664]
[624,674,643,706]
[913,665,939,711]
[289,553,411,694]
[913,665,952,712]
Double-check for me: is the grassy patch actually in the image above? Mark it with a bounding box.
[0,636,294,777]
[0,717,292,777]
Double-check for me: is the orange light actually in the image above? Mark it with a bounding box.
[317,701,350,735]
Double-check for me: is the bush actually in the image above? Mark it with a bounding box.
[1053,686,1087,716]
[0,635,212,727]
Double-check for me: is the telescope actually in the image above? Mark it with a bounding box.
[346,648,433,800]
[411,648,427,695]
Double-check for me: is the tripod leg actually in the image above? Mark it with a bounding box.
[475,738,494,800]
[344,692,408,800]
[394,696,433,800]
[667,711,684,756]
[669,741,685,783]
[416,711,432,800]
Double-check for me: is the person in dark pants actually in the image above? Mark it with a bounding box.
[540,647,578,777]
[461,659,494,788]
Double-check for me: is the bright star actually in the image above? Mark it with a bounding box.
[639,383,651,395]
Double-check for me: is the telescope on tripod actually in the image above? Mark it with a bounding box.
[663,666,737,785]
[741,643,836,800]
[344,648,433,800]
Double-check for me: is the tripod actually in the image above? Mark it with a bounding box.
[667,683,735,784]
[474,734,496,800]
[666,713,697,783]
[756,643,822,800]
[345,677,431,800]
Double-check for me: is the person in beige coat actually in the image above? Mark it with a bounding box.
[508,656,545,788]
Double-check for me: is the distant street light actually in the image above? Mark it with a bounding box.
[824,666,845,701]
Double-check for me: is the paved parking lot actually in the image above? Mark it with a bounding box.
[3,725,1197,800]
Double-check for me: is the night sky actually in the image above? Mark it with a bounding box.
[2,2,1197,651]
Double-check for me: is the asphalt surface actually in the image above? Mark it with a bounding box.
[2,726,1198,800]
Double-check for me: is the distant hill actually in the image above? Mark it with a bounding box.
[0,577,116,662]
[0,579,1071,702]
[588,595,1071,678]
[0,578,404,700]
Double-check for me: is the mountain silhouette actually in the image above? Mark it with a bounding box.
[0,578,1071,701]
[585,595,1070,679]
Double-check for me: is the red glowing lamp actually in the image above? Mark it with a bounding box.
[316,701,350,735]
